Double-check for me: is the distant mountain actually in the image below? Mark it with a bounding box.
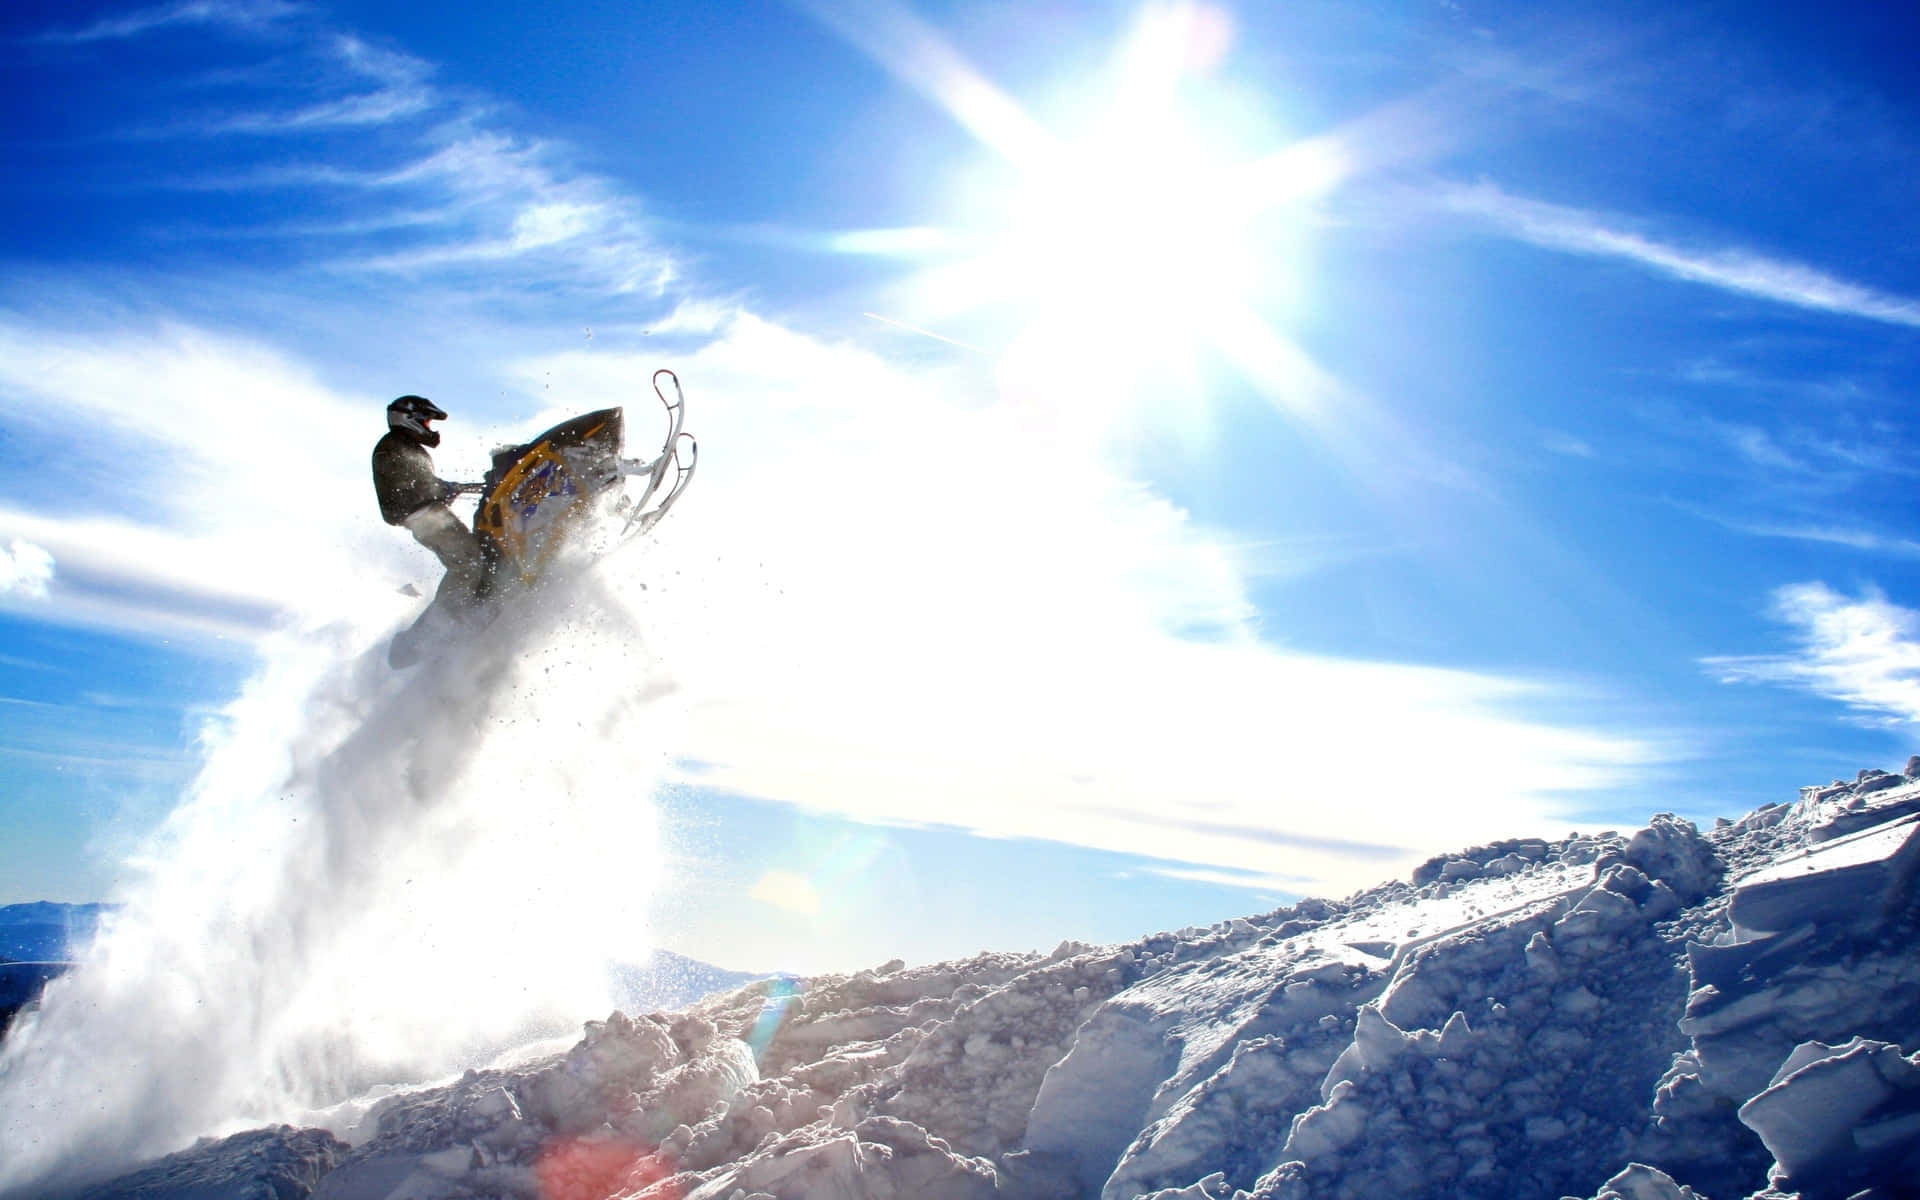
[0,903,116,1036]
[0,902,115,964]
[0,963,66,1022]
[608,948,764,1012]
[0,905,754,1029]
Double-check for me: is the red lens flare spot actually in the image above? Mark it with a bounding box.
[534,1136,678,1200]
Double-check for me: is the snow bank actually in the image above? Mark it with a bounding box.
[306,1009,756,1200]
[70,1126,346,1200]
[72,768,1920,1200]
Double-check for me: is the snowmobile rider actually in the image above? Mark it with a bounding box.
[373,395,488,611]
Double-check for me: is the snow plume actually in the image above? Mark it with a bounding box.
[0,569,673,1196]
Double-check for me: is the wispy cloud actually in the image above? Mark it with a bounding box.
[1711,518,1920,559]
[36,11,672,298]
[166,35,436,135]
[1674,357,1870,403]
[32,0,301,44]
[1542,431,1594,459]
[1716,423,1807,473]
[191,85,436,134]
[0,539,55,599]
[1675,492,1920,563]
[0,741,196,779]
[1140,863,1303,895]
[1441,181,1920,329]
[346,185,667,293]
[1705,582,1920,725]
[284,124,672,291]
[1642,395,1918,499]
[0,697,201,783]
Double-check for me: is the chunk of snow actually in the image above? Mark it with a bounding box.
[1283,1079,1368,1159]
[1023,1007,1179,1194]
[1737,1037,1917,1178]
[1583,1162,1707,1200]
[1524,1114,1569,1141]
[1729,813,1920,937]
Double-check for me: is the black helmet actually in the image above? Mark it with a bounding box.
[388,395,446,447]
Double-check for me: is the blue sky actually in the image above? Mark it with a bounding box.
[3,0,1919,972]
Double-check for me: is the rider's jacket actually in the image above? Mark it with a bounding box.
[371,430,454,526]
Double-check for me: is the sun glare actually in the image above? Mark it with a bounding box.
[864,2,1347,435]
[994,121,1261,329]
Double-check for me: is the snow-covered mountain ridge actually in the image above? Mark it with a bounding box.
[68,769,1920,1200]
[0,903,114,965]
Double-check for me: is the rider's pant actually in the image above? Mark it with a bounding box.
[403,503,486,611]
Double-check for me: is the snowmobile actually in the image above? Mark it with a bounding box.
[387,369,697,668]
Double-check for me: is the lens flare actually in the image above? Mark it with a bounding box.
[745,977,803,1060]
[535,1135,678,1200]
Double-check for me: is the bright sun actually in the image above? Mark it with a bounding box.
[994,121,1262,331]
[865,2,1348,431]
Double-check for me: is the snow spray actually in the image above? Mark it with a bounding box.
[0,568,676,1196]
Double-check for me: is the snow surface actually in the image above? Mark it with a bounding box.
[33,767,1920,1200]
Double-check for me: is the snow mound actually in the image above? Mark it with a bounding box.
[72,1126,346,1200]
[74,771,1920,1200]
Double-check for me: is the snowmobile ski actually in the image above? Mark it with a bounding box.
[619,369,698,539]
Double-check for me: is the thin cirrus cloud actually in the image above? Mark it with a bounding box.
[0,723,199,783]
[52,7,675,298]
[1740,525,1920,559]
[1706,582,1920,727]
[1541,432,1595,459]
[1705,421,1920,491]
[188,84,438,136]
[1715,423,1808,474]
[31,0,302,44]
[1441,181,1920,329]
[152,34,438,136]
[285,132,671,292]
[1669,500,1920,564]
